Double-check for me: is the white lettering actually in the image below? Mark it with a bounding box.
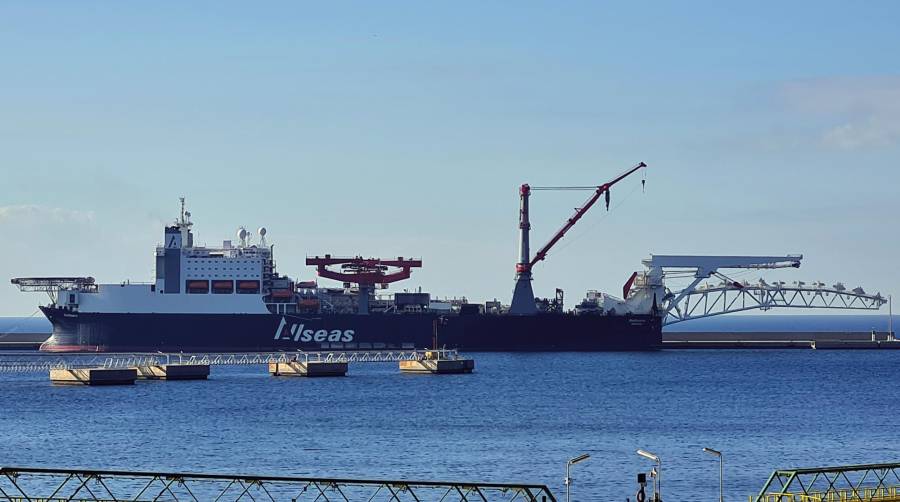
[281,323,355,344]
[273,317,287,340]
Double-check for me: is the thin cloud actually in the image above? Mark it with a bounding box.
[782,76,900,150]
[0,205,95,225]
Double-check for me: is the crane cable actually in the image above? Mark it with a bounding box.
[528,162,649,261]
[545,178,644,258]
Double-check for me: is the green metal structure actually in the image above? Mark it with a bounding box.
[753,463,900,502]
[0,466,556,502]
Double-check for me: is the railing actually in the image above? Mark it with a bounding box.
[0,349,464,374]
[0,466,556,501]
[753,486,900,502]
[753,463,900,502]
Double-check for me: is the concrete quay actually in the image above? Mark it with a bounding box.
[664,331,899,349]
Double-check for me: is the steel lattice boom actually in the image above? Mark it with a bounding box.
[10,277,96,293]
[0,466,557,502]
[666,281,887,325]
[619,255,887,325]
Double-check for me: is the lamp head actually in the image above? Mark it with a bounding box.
[703,447,722,457]
[636,449,660,463]
[569,453,591,465]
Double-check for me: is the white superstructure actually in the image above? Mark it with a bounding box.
[44,199,282,315]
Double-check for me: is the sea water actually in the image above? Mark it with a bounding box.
[1,349,897,500]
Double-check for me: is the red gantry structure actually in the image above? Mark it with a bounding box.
[306,255,422,314]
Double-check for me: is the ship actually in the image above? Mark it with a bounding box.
[12,163,663,352]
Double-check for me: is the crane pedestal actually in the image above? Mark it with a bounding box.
[510,272,537,315]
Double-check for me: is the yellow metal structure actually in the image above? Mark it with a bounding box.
[753,485,900,502]
[753,464,900,502]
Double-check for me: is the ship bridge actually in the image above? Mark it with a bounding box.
[618,254,888,325]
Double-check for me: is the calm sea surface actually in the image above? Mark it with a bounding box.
[1,350,898,500]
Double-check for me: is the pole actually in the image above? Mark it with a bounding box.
[890,295,894,341]
[703,448,723,502]
[636,450,661,502]
[719,454,724,502]
[518,184,531,269]
[565,453,589,502]
[648,464,661,502]
[510,184,537,314]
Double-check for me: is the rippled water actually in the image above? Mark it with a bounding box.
[1,350,897,500]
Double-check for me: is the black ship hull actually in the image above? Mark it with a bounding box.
[39,306,662,352]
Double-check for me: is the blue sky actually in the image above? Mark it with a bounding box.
[1,1,898,315]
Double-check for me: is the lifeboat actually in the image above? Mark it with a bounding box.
[270,290,293,298]
[237,281,260,293]
[212,280,234,293]
[186,280,209,293]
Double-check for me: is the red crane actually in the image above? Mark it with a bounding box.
[510,162,647,314]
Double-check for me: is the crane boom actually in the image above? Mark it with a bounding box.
[528,162,646,269]
[509,161,647,314]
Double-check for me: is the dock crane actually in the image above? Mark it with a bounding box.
[510,162,647,314]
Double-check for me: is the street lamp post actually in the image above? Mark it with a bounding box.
[889,295,894,341]
[564,453,590,502]
[636,450,661,502]
[703,447,724,502]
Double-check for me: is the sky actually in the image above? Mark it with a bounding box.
[1,1,898,316]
